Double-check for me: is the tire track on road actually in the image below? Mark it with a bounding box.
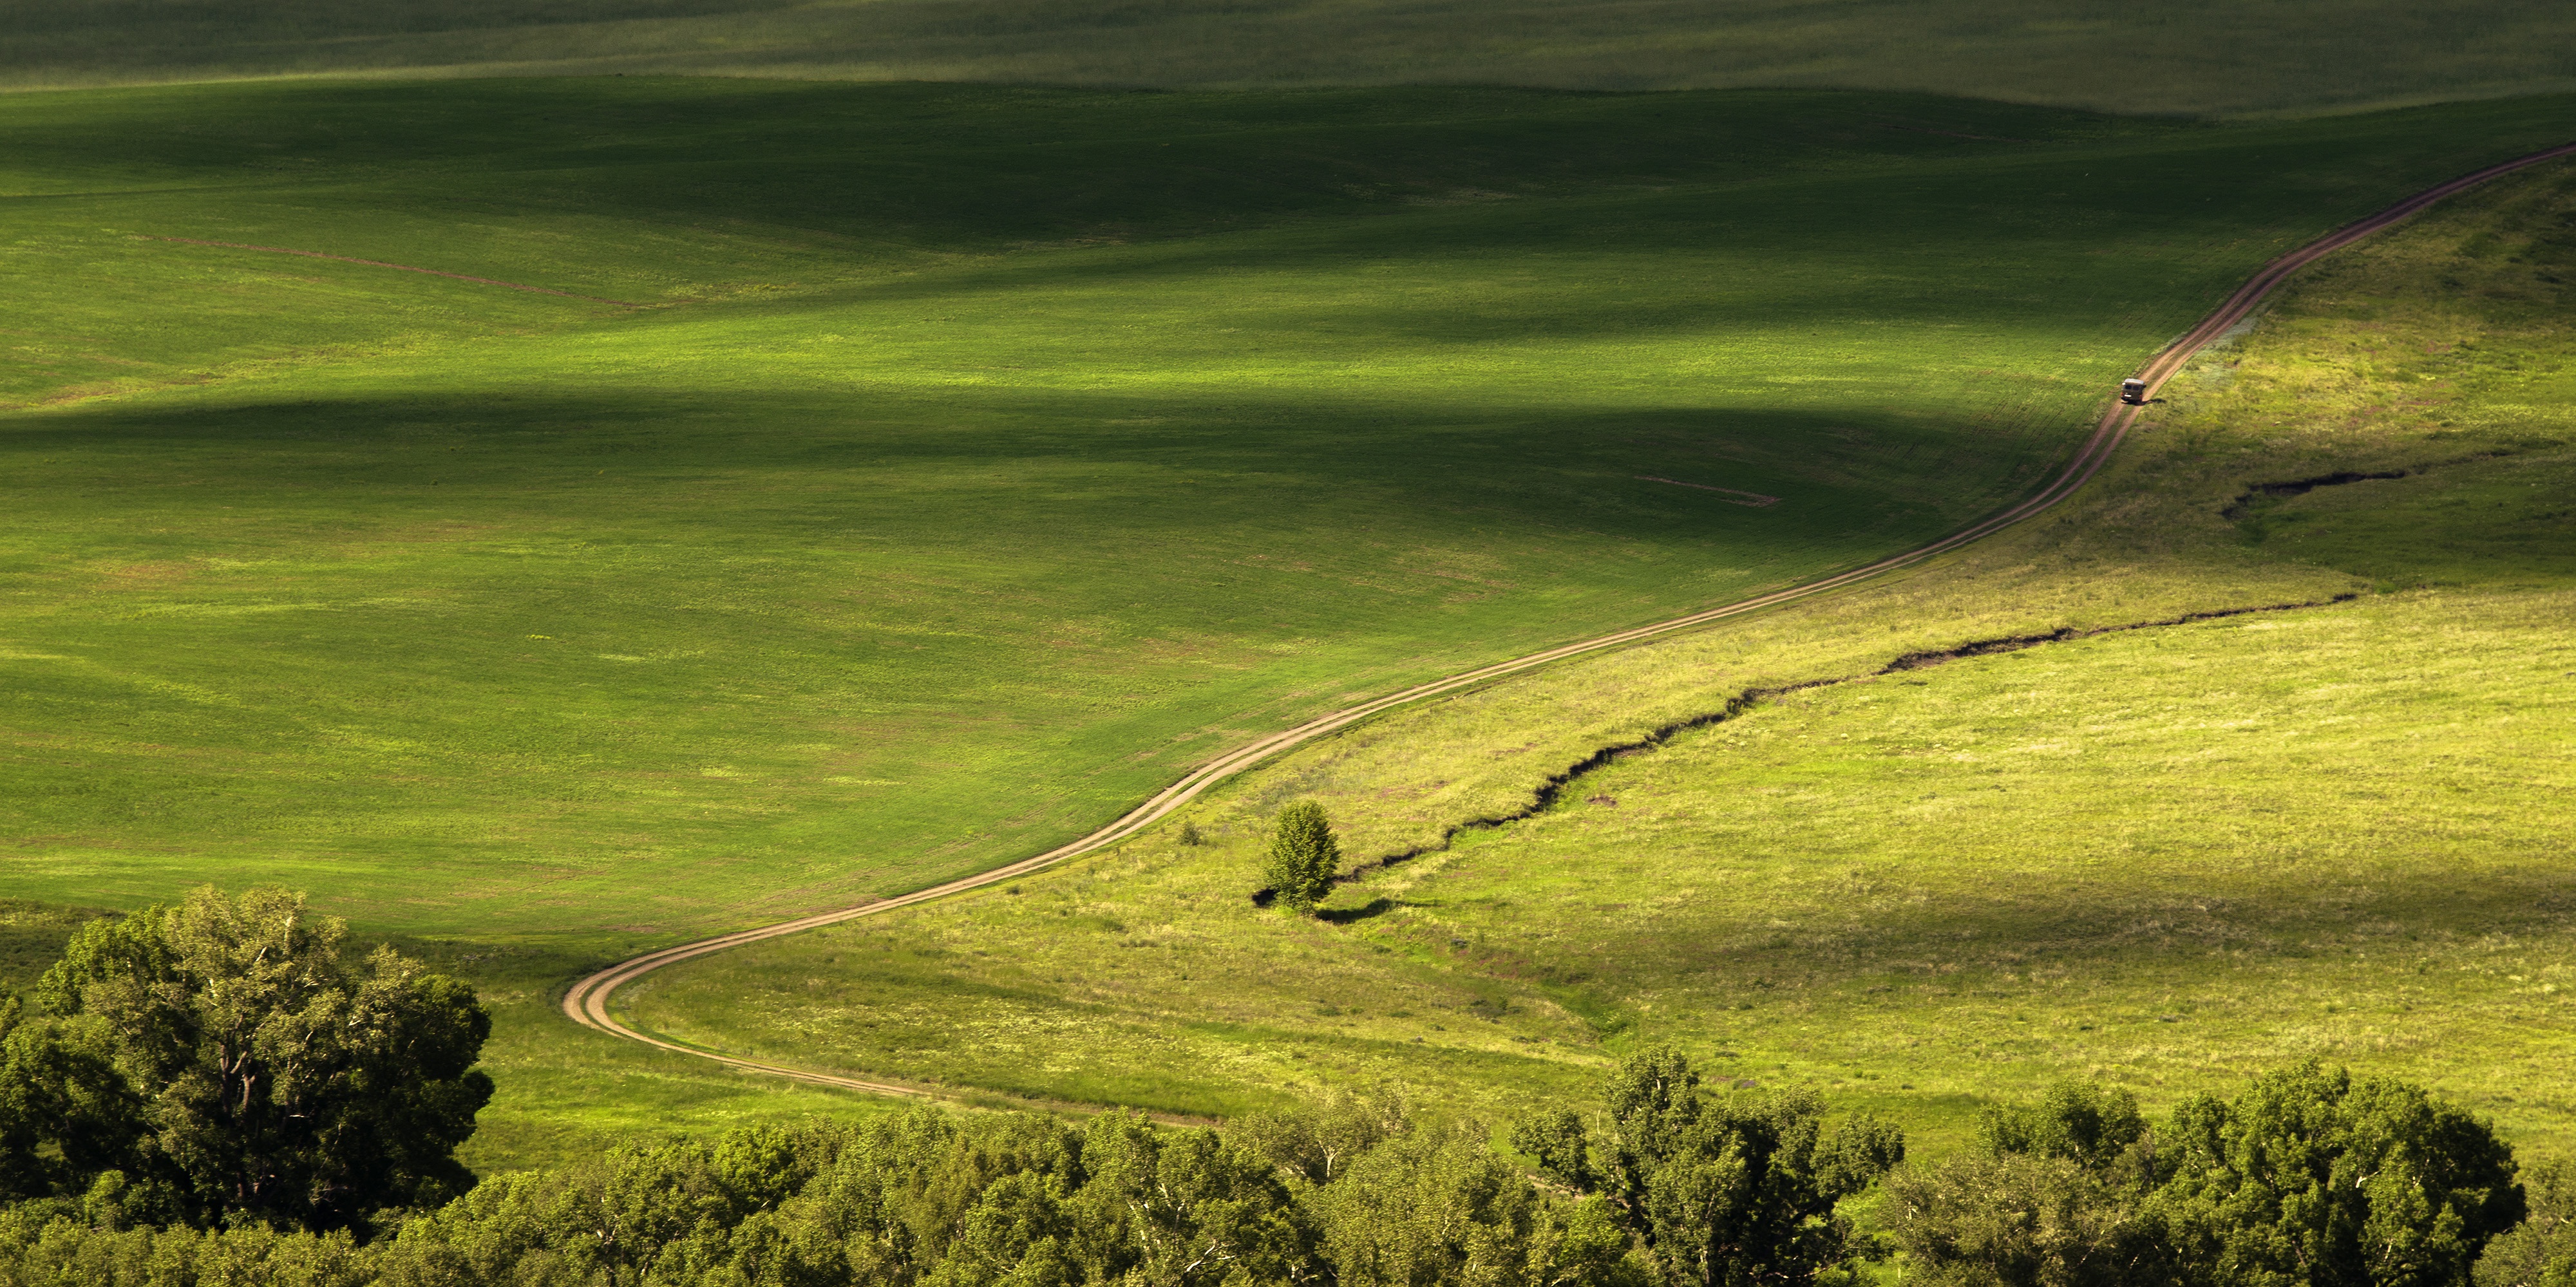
[562,140,2576,1104]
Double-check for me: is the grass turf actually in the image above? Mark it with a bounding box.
[620,148,2576,1161]
[4,0,2575,119]
[4,79,2571,1167]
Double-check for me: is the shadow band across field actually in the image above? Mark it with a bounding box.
[562,136,2576,1105]
[10,0,2575,118]
[5,389,1959,554]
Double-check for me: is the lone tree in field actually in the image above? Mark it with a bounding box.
[21,885,493,1234]
[1265,800,1341,912]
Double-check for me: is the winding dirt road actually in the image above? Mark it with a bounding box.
[562,140,2576,1102]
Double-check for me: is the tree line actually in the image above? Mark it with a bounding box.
[6,887,2575,1286]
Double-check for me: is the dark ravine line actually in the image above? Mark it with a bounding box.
[1265,592,2365,904]
[1882,592,2361,669]
[2218,440,2553,522]
[2221,469,2409,520]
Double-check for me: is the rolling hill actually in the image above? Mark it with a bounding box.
[616,147,2576,1158]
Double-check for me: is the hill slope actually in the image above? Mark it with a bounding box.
[5,0,2575,116]
[622,149,2576,1156]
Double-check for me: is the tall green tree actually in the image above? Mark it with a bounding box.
[33,886,493,1234]
[1264,801,1342,913]
[2148,1061,2522,1287]
[1513,1045,1904,1287]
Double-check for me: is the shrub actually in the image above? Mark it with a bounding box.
[1979,1082,2150,1174]
[0,1203,376,1287]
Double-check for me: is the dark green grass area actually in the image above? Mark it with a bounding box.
[4,80,2572,1165]
[3,0,2572,118]
[625,154,2576,1158]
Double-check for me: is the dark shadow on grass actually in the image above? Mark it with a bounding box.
[0,80,2164,253]
[5,388,2025,556]
[1316,897,1399,923]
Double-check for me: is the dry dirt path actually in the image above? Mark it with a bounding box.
[561,141,2576,1104]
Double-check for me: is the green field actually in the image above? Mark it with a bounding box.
[6,0,2575,118]
[3,77,2571,1170]
[620,150,2576,1160]
[12,81,2571,939]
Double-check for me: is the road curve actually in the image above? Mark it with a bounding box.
[562,140,2576,1102]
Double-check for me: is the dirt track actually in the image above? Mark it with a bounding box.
[560,140,2576,1104]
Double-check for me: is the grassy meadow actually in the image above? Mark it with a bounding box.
[3,78,2571,1168]
[10,83,2570,940]
[5,0,2575,119]
[623,150,2576,1161]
